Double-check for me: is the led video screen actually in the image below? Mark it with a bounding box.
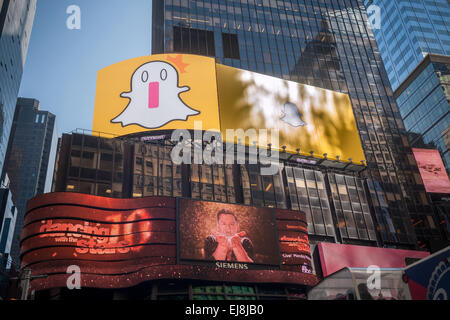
[177,198,280,269]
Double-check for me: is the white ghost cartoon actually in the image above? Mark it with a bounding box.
[280,102,307,127]
[111,61,200,129]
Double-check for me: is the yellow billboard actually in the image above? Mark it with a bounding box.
[93,54,365,164]
[216,64,365,163]
[93,54,220,135]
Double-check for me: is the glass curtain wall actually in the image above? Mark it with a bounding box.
[66,134,124,198]
[285,167,334,237]
[133,143,183,198]
[152,0,433,247]
[328,173,377,241]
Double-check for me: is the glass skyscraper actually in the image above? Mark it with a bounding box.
[3,97,58,265]
[395,54,450,172]
[151,0,445,249]
[364,0,450,91]
[0,0,36,174]
[0,174,17,271]
[364,0,449,173]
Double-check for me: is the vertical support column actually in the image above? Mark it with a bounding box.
[20,268,31,300]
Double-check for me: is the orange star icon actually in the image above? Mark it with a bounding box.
[167,54,190,73]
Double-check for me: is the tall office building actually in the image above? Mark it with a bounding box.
[0,0,37,174]
[3,97,58,265]
[394,54,450,249]
[0,174,16,299]
[364,0,450,91]
[0,174,16,270]
[395,54,450,172]
[151,0,442,249]
[364,1,449,183]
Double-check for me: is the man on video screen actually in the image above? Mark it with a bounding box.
[204,209,254,263]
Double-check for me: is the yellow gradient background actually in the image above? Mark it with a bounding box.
[217,64,365,163]
[93,54,220,136]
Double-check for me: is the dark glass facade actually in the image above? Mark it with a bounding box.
[3,98,58,265]
[394,54,450,247]
[151,0,443,249]
[0,0,36,174]
[364,0,450,91]
[0,175,16,272]
[63,133,125,198]
[395,54,450,172]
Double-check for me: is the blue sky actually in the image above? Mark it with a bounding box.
[18,0,152,136]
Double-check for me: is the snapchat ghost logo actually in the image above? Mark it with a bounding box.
[280,102,306,127]
[111,61,200,129]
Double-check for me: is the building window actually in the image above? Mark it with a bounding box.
[241,164,286,209]
[67,134,124,198]
[222,33,240,60]
[190,164,236,203]
[328,174,377,241]
[133,144,182,198]
[285,167,334,237]
[173,26,215,57]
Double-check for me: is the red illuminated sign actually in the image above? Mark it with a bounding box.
[39,220,131,255]
[21,193,317,291]
[412,148,450,194]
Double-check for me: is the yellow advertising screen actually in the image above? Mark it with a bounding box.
[93,54,220,136]
[216,64,365,163]
[93,54,365,164]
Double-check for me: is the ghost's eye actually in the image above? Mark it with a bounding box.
[141,71,149,83]
[160,69,167,81]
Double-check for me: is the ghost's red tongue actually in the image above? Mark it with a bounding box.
[148,82,159,109]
